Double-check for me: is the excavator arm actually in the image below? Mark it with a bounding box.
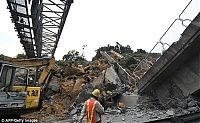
[10,57,60,85]
[37,58,60,85]
[0,57,60,110]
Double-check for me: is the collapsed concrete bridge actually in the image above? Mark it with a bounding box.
[138,12,200,106]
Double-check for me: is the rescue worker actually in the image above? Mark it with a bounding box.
[79,89,104,123]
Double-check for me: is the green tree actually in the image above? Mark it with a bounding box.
[0,54,13,61]
[0,54,4,60]
[16,53,27,59]
[93,42,133,60]
[62,50,86,63]
[119,54,139,70]
[136,49,146,54]
[56,60,66,68]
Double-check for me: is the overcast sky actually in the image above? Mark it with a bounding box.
[0,0,199,60]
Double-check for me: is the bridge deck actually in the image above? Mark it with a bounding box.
[138,12,200,98]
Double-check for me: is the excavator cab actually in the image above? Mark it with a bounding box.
[0,61,28,109]
[0,61,41,112]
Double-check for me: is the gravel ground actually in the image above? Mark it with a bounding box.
[101,107,170,123]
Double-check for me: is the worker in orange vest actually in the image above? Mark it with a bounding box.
[79,89,104,123]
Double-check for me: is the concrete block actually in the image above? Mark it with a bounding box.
[105,66,122,85]
[119,93,139,107]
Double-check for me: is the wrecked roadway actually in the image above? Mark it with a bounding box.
[69,93,200,123]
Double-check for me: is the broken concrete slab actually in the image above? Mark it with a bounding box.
[119,93,139,107]
[100,51,136,86]
[105,66,122,85]
[91,70,105,89]
[100,51,117,65]
[138,13,200,108]
[117,64,136,85]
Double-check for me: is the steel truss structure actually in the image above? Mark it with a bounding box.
[6,0,73,58]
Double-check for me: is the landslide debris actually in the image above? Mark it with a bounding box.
[22,45,161,122]
[22,57,111,121]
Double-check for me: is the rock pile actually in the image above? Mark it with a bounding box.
[23,55,128,121]
[23,50,200,123]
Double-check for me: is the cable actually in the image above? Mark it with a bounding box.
[134,0,194,72]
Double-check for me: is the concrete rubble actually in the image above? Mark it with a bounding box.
[68,51,200,123]
[22,48,200,123]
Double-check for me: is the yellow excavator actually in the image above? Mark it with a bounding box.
[0,57,60,115]
[2,0,73,116]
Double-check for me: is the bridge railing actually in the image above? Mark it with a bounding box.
[133,0,199,77]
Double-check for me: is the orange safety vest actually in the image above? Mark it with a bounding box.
[86,98,102,123]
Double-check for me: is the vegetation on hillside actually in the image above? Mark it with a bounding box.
[0,42,161,73]
[93,42,161,72]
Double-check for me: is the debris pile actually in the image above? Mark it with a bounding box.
[22,49,166,123]
[22,54,117,121]
[101,94,200,123]
[22,49,200,123]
